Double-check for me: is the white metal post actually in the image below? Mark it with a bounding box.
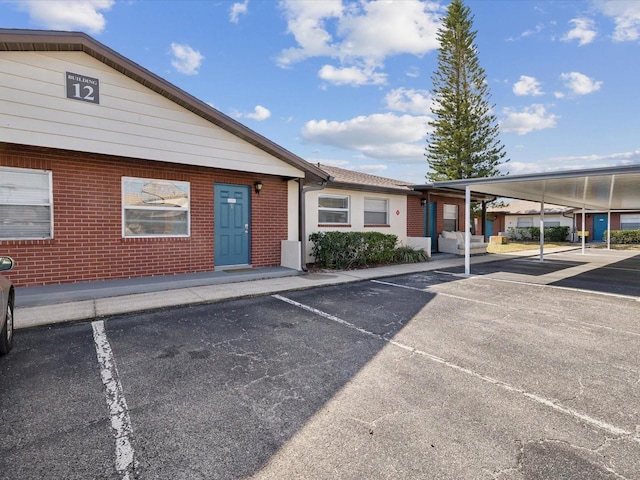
[581,207,586,254]
[539,200,545,262]
[465,186,471,276]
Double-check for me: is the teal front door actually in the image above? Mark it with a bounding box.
[592,214,608,242]
[486,218,494,237]
[215,184,250,267]
[422,202,436,252]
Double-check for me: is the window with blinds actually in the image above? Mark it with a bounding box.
[443,204,458,231]
[318,194,349,224]
[620,214,640,230]
[0,167,53,239]
[364,198,388,225]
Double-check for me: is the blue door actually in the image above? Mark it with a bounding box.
[215,184,250,267]
[486,218,494,237]
[592,214,608,242]
[424,202,436,238]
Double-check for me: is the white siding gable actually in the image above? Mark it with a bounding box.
[0,51,303,178]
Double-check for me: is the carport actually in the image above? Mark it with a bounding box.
[432,164,640,275]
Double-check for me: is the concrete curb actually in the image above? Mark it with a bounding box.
[15,248,579,329]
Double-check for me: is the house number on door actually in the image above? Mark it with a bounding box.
[66,72,100,104]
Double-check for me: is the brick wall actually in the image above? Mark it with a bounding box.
[0,142,288,287]
[406,196,424,237]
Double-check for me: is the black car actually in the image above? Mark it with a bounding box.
[0,256,15,355]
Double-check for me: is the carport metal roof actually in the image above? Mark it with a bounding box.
[424,164,640,275]
[429,164,640,211]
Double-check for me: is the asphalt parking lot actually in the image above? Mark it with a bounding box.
[1,251,639,479]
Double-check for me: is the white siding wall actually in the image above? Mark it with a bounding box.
[504,215,573,231]
[0,51,304,178]
[305,188,408,262]
[287,180,299,241]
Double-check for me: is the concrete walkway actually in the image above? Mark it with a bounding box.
[15,248,580,330]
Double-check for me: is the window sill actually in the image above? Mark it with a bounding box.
[317,224,351,228]
[364,224,390,228]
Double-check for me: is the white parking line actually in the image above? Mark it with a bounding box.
[433,269,640,302]
[92,320,136,480]
[377,276,640,338]
[273,294,637,443]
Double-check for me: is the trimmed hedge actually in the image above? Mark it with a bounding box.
[507,226,570,242]
[309,231,428,269]
[604,229,640,244]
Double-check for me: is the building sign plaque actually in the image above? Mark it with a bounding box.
[66,72,100,104]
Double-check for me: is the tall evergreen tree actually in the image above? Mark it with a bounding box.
[426,0,508,181]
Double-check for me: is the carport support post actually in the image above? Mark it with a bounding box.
[581,207,586,254]
[465,185,471,276]
[539,200,545,262]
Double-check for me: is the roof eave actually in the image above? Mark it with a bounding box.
[327,181,420,195]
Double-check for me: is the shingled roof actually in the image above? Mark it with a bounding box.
[319,164,418,194]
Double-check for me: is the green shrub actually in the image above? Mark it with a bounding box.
[393,245,430,264]
[605,229,640,244]
[309,231,398,269]
[507,226,569,242]
[309,231,429,269]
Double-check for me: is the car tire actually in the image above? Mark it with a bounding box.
[0,299,13,355]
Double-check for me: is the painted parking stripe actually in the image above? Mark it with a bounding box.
[432,269,640,302]
[273,294,638,443]
[375,278,640,340]
[92,320,136,479]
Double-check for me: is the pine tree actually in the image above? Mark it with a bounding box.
[426,0,508,181]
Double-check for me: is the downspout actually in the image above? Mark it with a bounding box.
[299,179,329,272]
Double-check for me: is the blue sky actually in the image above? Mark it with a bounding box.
[2,0,640,184]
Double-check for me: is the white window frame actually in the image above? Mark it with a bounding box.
[620,214,640,230]
[0,166,53,240]
[318,194,350,225]
[122,177,190,238]
[443,204,458,231]
[517,217,534,228]
[364,197,389,225]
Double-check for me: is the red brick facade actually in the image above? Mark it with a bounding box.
[406,195,424,237]
[407,194,469,237]
[1,142,288,287]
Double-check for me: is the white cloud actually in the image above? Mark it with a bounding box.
[277,0,442,86]
[501,104,559,135]
[561,18,597,46]
[405,66,420,78]
[318,65,386,86]
[170,43,204,75]
[384,88,434,115]
[17,0,114,34]
[595,0,640,42]
[230,0,249,24]
[507,23,543,41]
[336,0,442,60]
[239,105,271,121]
[521,23,544,38]
[276,0,344,68]
[560,72,603,95]
[301,112,429,161]
[545,149,640,167]
[513,76,543,96]
[508,149,640,175]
